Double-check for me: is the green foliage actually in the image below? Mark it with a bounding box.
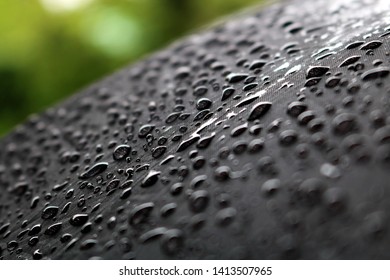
[0,0,263,136]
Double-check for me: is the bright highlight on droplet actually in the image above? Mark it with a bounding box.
[39,0,94,13]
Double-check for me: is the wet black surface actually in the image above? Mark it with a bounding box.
[0,0,390,259]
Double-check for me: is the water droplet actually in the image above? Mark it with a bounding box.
[363,211,386,239]
[221,87,235,101]
[306,66,329,78]
[215,208,237,226]
[129,202,155,225]
[177,135,200,152]
[161,229,184,255]
[138,124,155,138]
[141,170,161,188]
[41,206,59,220]
[279,130,298,146]
[235,96,258,107]
[320,163,341,179]
[231,123,248,137]
[247,102,272,121]
[287,101,307,117]
[69,214,89,227]
[374,126,390,144]
[226,73,249,83]
[345,41,364,49]
[214,166,231,181]
[28,224,41,236]
[160,203,177,218]
[332,113,358,135]
[196,98,212,110]
[249,59,267,70]
[261,179,281,196]
[80,239,97,251]
[120,186,132,200]
[323,187,346,213]
[361,67,390,81]
[189,190,209,212]
[113,145,131,161]
[139,227,167,244]
[79,162,108,179]
[339,56,360,67]
[298,178,326,205]
[360,40,382,50]
[197,133,215,149]
[33,249,43,260]
[44,223,62,236]
[152,146,167,159]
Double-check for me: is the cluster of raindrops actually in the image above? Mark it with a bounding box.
[0,0,390,260]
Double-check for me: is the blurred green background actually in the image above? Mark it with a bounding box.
[0,0,264,137]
